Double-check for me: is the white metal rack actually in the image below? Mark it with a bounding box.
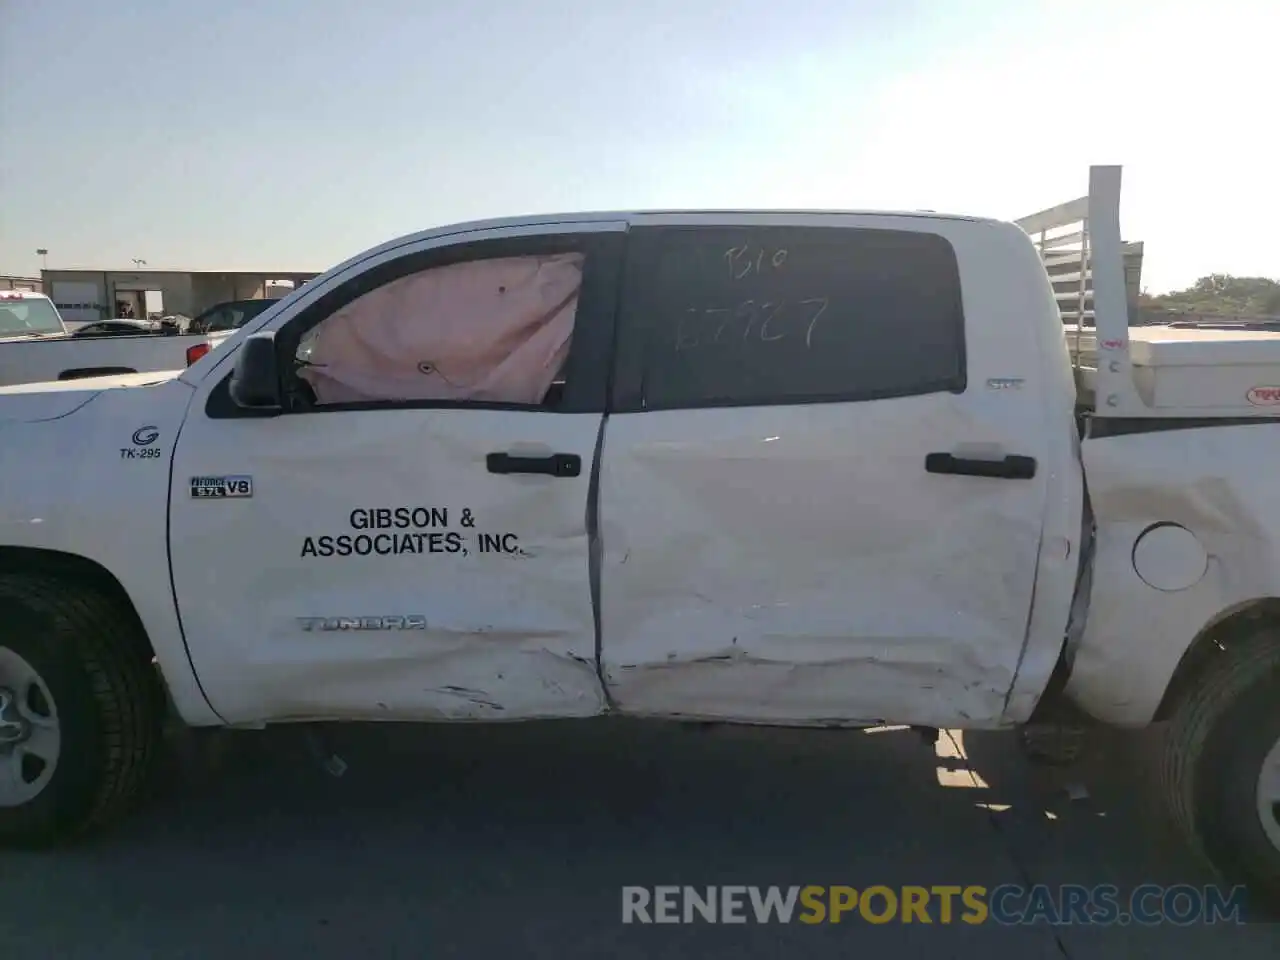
[1017,166,1280,419]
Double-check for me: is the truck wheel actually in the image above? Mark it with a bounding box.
[0,575,162,846]
[1161,628,1280,904]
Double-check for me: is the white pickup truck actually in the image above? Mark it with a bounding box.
[0,290,235,386]
[1,166,1278,901]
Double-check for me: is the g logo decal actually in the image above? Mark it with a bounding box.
[132,425,159,446]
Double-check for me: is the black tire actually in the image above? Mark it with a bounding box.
[1160,626,1280,905]
[0,573,163,846]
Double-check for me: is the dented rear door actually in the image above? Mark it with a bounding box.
[597,215,1053,727]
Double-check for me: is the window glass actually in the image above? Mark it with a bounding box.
[626,226,966,409]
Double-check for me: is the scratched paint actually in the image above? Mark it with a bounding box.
[168,408,609,723]
[244,642,602,721]
[597,386,1066,729]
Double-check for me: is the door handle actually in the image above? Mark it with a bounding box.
[925,452,1037,480]
[486,452,582,477]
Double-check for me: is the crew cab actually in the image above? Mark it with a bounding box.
[0,290,239,386]
[1,166,1278,903]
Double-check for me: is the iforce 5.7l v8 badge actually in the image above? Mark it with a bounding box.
[190,475,253,499]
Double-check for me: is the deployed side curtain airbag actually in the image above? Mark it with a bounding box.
[298,253,584,405]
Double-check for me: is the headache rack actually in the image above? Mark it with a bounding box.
[1016,166,1280,419]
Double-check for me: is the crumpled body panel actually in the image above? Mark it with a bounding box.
[168,406,608,724]
[598,395,1055,728]
[1067,423,1280,725]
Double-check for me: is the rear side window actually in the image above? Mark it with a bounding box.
[614,225,966,411]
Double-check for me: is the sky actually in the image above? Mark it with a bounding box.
[1,0,1275,293]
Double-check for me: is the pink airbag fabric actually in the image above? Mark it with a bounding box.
[298,253,583,405]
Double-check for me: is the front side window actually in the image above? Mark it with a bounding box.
[617,225,966,410]
[293,252,584,408]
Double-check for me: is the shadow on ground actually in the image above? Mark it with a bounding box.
[3,719,1277,959]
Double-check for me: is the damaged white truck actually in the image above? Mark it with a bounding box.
[2,166,1279,901]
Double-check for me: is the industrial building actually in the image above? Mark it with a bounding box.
[39,268,320,325]
[0,275,41,292]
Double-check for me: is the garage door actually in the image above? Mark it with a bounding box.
[51,281,104,329]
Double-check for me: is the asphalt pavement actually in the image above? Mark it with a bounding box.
[3,718,1278,958]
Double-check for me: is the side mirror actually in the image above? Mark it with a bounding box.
[229,332,282,409]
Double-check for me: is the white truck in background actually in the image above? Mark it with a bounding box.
[0,166,1278,903]
[0,290,237,386]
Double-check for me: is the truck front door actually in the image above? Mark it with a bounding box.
[597,217,1073,728]
[168,224,625,724]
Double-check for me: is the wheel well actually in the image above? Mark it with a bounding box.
[0,547,158,666]
[1154,597,1280,722]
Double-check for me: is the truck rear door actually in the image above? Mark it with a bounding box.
[597,216,1071,728]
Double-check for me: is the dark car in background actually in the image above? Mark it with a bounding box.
[188,298,279,334]
[71,319,168,337]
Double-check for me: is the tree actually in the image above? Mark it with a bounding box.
[1145,274,1280,317]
